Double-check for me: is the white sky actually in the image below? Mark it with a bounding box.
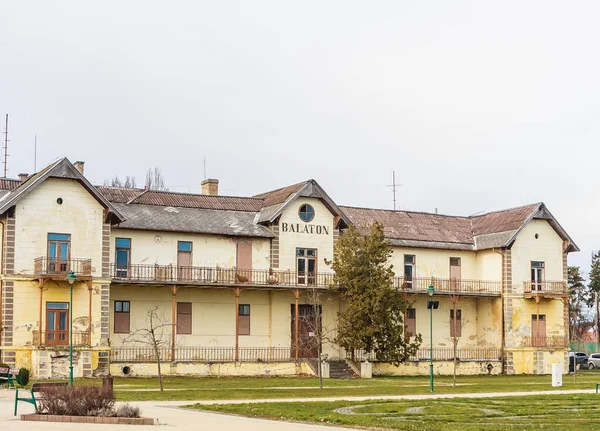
[0,1,597,272]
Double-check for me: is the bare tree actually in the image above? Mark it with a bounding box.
[124,176,136,188]
[448,296,470,387]
[145,167,168,191]
[122,306,172,391]
[103,175,136,188]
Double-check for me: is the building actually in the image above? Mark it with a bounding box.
[0,158,578,378]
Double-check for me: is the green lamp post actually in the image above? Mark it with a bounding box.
[427,284,439,392]
[66,270,77,387]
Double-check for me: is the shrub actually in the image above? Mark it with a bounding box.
[115,403,141,418]
[17,368,30,387]
[37,386,115,417]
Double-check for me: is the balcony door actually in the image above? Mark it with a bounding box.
[532,314,546,347]
[297,248,317,285]
[236,240,253,282]
[47,233,71,274]
[177,241,193,281]
[46,302,69,346]
[531,261,545,291]
[450,257,461,290]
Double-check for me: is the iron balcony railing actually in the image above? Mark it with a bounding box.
[394,276,501,295]
[523,335,569,348]
[32,330,90,347]
[110,264,335,288]
[34,257,92,277]
[110,346,294,363]
[348,347,502,362]
[523,281,567,294]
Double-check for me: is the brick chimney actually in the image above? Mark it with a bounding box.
[73,161,85,175]
[18,173,28,181]
[201,179,219,196]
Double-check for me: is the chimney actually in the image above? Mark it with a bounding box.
[201,179,219,196]
[73,161,85,175]
[18,173,28,181]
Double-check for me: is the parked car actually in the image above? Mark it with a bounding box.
[569,352,589,371]
[587,353,600,369]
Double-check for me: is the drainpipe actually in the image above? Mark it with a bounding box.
[492,248,506,372]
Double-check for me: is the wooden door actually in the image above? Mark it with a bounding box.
[236,240,253,282]
[48,234,70,274]
[450,257,461,290]
[46,305,69,345]
[177,251,192,280]
[532,314,546,346]
[291,304,321,359]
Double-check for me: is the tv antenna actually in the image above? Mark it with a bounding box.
[386,171,403,210]
[3,114,9,178]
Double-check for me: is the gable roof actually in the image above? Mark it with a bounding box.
[0,158,124,223]
[254,179,352,227]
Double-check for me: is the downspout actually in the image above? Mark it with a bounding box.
[492,247,505,373]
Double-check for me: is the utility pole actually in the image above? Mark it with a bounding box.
[386,171,402,211]
[3,114,8,178]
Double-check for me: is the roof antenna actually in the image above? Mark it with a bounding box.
[386,171,403,210]
[3,114,8,178]
[203,157,206,180]
[34,134,37,172]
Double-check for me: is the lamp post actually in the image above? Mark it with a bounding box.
[427,284,438,392]
[66,270,76,387]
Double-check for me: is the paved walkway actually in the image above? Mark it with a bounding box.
[0,388,595,430]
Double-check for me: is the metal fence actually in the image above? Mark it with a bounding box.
[348,347,502,362]
[34,257,92,276]
[394,276,501,295]
[523,336,568,348]
[523,281,567,294]
[110,346,294,363]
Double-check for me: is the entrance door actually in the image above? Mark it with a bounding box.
[236,240,253,282]
[46,302,69,345]
[450,257,461,290]
[532,314,546,347]
[48,233,71,274]
[297,248,317,285]
[291,304,321,358]
[177,241,193,281]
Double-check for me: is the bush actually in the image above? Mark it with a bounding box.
[115,403,141,418]
[37,386,115,417]
[17,368,30,387]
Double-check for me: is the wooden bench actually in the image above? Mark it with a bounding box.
[14,382,68,416]
[0,367,16,389]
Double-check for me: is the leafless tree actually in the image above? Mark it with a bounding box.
[447,296,470,387]
[103,175,136,188]
[145,167,168,191]
[122,306,172,392]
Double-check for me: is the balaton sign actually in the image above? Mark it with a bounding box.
[281,222,330,235]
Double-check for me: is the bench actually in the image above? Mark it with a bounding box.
[596,383,600,393]
[0,367,16,389]
[14,382,68,416]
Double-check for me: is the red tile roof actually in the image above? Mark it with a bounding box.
[0,178,22,191]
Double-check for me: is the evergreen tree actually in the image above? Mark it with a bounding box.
[326,222,421,364]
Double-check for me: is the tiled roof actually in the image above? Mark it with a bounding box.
[0,178,22,191]
[340,206,474,245]
[253,181,307,207]
[96,186,144,203]
[471,203,540,236]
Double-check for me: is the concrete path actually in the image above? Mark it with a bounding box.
[0,388,595,430]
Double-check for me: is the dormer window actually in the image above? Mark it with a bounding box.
[299,204,315,222]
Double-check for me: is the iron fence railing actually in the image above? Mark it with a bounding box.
[523,336,568,348]
[34,257,92,276]
[32,330,90,347]
[110,346,294,363]
[523,281,567,294]
[394,276,501,295]
[348,347,502,362]
[110,264,334,289]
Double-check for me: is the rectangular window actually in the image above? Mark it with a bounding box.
[238,304,250,335]
[450,309,462,338]
[405,307,416,335]
[531,261,545,291]
[177,302,192,334]
[46,302,69,345]
[115,238,131,278]
[297,248,317,285]
[114,300,130,333]
[47,233,71,274]
[404,255,415,288]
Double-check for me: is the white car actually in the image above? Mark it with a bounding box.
[587,353,600,369]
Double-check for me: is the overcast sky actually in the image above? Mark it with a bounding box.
[0,1,598,272]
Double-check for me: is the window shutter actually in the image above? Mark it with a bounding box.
[114,312,130,333]
[177,302,192,334]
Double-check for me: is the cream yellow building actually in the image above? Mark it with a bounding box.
[0,159,578,378]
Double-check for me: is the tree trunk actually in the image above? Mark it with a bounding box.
[453,302,457,388]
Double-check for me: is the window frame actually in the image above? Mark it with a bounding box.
[296,247,318,285]
[238,304,251,336]
[450,309,462,338]
[176,302,192,335]
[114,300,131,334]
[298,204,315,222]
[115,237,132,277]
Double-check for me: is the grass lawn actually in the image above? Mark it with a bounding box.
[192,393,600,430]
[103,370,600,402]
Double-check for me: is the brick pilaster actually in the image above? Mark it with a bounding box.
[102,223,111,277]
[3,217,15,275]
[100,284,110,345]
[270,225,279,269]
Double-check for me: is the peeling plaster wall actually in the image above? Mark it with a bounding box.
[110,229,270,270]
[109,361,313,377]
[373,360,502,376]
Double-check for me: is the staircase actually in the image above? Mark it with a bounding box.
[328,360,358,379]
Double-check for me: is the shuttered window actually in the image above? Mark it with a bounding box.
[405,308,416,335]
[450,309,462,338]
[177,302,192,334]
[238,304,250,336]
[114,301,130,333]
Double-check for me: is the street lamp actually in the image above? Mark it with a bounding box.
[427,284,439,392]
[66,270,77,387]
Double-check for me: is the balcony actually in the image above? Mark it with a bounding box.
[523,281,567,295]
[110,264,334,289]
[348,347,502,362]
[34,257,92,278]
[110,346,294,363]
[523,335,568,349]
[394,276,501,296]
[32,330,90,347]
